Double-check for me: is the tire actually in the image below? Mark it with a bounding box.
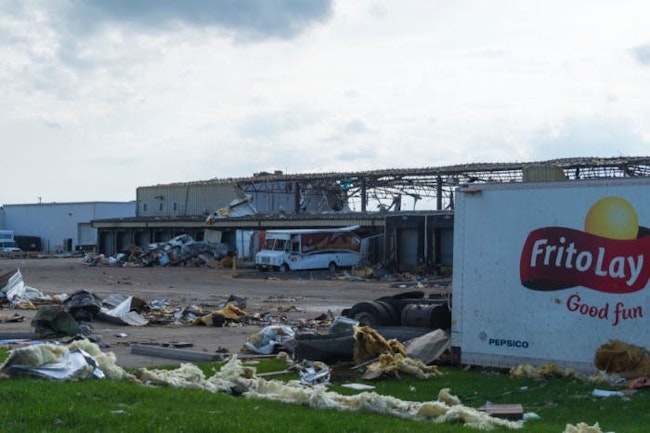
[350,301,392,327]
[328,261,337,272]
[353,310,378,327]
[279,263,289,272]
[392,290,425,300]
[375,299,400,326]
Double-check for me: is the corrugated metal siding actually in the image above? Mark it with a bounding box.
[241,180,348,214]
[137,183,245,218]
[3,202,134,252]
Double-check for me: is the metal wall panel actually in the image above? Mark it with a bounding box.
[137,179,349,219]
[136,183,246,218]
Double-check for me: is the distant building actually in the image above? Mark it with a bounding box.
[0,201,135,252]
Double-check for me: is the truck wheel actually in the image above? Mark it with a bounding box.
[350,301,393,327]
[353,311,377,327]
[279,263,289,273]
[328,261,337,272]
[375,299,400,326]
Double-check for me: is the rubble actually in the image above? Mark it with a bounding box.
[0,339,133,381]
[594,340,650,379]
[192,304,247,327]
[243,325,295,355]
[563,422,614,433]
[0,269,52,307]
[134,356,523,430]
[82,234,233,267]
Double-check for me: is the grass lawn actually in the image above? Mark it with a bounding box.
[0,348,646,433]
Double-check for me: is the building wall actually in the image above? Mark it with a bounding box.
[136,183,247,218]
[137,178,350,219]
[241,179,349,214]
[1,202,135,252]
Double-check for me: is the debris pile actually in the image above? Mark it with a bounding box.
[594,340,650,379]
[509,363,581,380]
[563,422,614,433]
[0,339,133,381]
[0,269,51,309]
[133,355,523,430]
[83,234,233,267]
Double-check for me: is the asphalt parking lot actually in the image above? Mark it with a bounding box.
[1,258,436,368]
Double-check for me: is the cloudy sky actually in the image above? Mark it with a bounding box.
[2,0,649,205]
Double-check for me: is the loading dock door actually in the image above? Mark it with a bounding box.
[398,228,419,268]
[78,223,96,247]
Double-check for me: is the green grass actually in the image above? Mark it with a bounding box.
[0,349,646,433]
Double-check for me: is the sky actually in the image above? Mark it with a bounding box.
[2,0,650,205]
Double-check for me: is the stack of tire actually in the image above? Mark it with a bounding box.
[342,290,451,330]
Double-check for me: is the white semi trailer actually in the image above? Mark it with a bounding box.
[451,177,650,373]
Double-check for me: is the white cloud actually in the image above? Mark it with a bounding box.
[1,0,649,204]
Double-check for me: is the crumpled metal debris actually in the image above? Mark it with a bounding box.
[63,290,102,322]
[0,269,52,307]
[243,325,295,355]
[0,339,132,381]
[296,360,331,386]
[98,294,149,326]
[2,346,104,380]
[83,234,233,267]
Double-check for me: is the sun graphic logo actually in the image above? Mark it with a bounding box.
[584,196,639,240]
[519,196,649,294]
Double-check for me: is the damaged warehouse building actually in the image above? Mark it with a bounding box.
[92,170,455,271]
[90,157,650,272]
[1,157,647,271]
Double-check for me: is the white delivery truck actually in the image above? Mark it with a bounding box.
[255,226,362,272]
[451,177,650,373]
[0,230,21,253]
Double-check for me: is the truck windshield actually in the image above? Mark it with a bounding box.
[263,239,287,251]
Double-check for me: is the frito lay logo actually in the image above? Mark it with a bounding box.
[520,196,649,294]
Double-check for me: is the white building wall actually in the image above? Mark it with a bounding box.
[0,202,135,252]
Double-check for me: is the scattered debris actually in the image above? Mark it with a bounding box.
[0,312,25,323]
[296,360,331,386]
[594,340,650,379]
[98,294,149,326]
[361,352,443,380]
[509,363,581,380]
[63,290,102,322]
[563,422,614,433]
[243,325,295,355]
[131,344,228,363]
[0,269,52,307]
[591,389,625,398]
[478,404,524,420]
[31,306,91,338]
[353,325,407,364]
[82,234,233,268]
[135,357,523,430]
[0,339,133,381]
[192,304,246,327]
[403,329,450,364]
